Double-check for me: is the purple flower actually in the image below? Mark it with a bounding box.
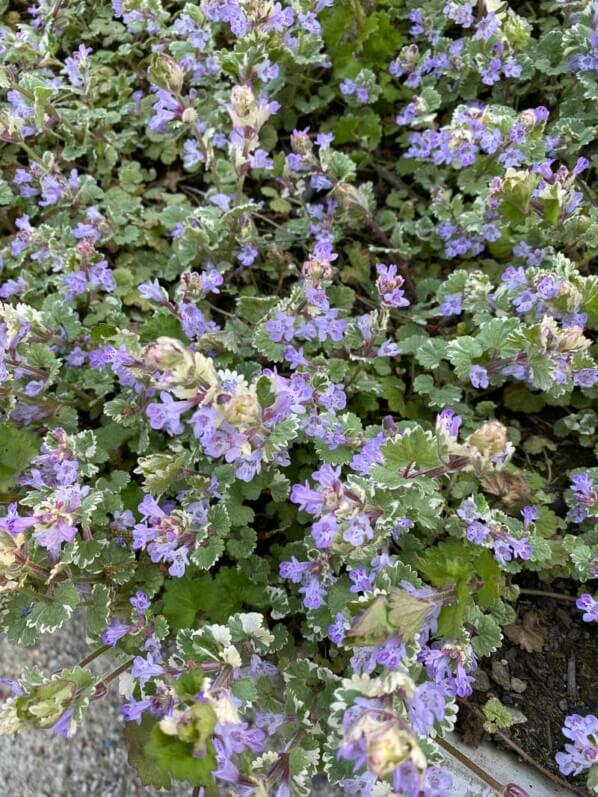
[146,392,195,436]
[139,280,167,303]
[437,408,462,439]
[573,368,598,388]
[265,310,295,343]
[407,682,446,735]
[249,149,273,170]
[328,612,347,644]
[130,591,151,613]
[120,697,153,724]
[183,138,203,169]
[0,504,36,535]
[299,577,326,609]
[576,594,598,623]
[521,505,538,530]
[348,567,374,594]
[439,293,462,316]
[311,514,338,548]
[279,556,310,583]
[316,132,334,148]
[0,677,27,696]
[148,88,183,133]
[375,264,409,308]
[556,714,598,777]
[39,175,65,206]
[469,365,489,389]
[238,244,258,266]
[63,44,92,89]
[424,767,453,796]
[466,521,490,544]
[444,0,473,27]
[131,654,164,686]
[340,79,370,103]
[34,520,79,557]
[52,708,74,738]
[102,622,131,646]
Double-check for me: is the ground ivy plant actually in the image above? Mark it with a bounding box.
[0,0,597,794]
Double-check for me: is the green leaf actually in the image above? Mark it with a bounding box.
[413,338,448,369]
[483,697,526,732]
[503,384,546,413]
[0,180,14,205]
[33,85,53,129]
[0,425,39,491]
[472,614,503,657]
[437,602,466,639]
[208,503,230,536]
[139,313,187,344]
[417,540,473,585]
[227,527,257,560]
[253,326,284,362]
[86,584,111,637]
[475,550,503,608]
[534,507,565,538]
[125,716,172,789]
[145,723,216,786]
[446,337,484,379]
[345,596,394,647]
[265,417,299,457]
[191,536,225,570]
[379,376,406,413]
[236,296,278,325]
[231,677,257,703]
[26,583,80,635]
[289,746,313,777]
[387,588,434,642]
[378,427,441,473]
[162,577,207,631]
[118,161,145,193]
[256,375,276,408]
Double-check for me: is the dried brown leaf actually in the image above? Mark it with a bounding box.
[481,471,530,507]
[503,611,545,653]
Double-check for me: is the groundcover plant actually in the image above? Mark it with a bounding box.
[0,0,597,794]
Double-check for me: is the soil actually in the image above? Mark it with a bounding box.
[458,584,598,797]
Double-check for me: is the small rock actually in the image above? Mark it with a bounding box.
[491,660,511,690]
[510,677,528,693]
[473,670,491,692]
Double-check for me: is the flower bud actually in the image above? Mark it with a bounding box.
[368,725,414,776]
[402,44,419,67]
[518,110,537,129]
[290,128,312,155]
[302,258,334,283]
[23,680,77,728]
[148,54,185,94]
[145,337,219,395]
[558,325,589,353]
[181,107,197,125]
[333,183,371,215]
[145,337,189,372]
[178,270,204,300]
[229,85,255,122]
[467,421,509,459]
[556,281,583,313]
[75,239,96,261]
[217,388,260,430]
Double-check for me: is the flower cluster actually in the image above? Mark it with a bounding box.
[0,0,597,795]
[556,714,598,785]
